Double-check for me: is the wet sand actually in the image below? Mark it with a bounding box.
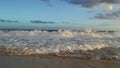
[0,55,120,68]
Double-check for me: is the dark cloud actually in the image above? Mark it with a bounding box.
[30,20,56,24]
[40,0,120,10]
[93,10,120,19]
[61,0,120,20]
[62,0,120,9]
[62,0,100,8]
[0,19,19,23]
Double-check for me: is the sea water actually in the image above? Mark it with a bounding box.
[0,29,120,60]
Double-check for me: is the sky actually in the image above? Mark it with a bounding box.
[0,0,120,30]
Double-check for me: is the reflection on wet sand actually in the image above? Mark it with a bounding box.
[0,55,120,68]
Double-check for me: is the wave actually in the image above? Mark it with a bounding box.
[0,29,120,60]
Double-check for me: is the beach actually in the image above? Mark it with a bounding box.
[0,55,120,68]
[1,0,120,68]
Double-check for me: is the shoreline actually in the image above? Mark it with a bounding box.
[0,55,120,68]
[0,52,119,61]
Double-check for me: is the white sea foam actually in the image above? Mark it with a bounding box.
[0,30,120,59]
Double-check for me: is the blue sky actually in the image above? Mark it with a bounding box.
[0,0,120,30]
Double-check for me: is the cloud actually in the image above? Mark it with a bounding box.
[30,20,56,24]
[60,0,120,20]
[0,19,18,23]
[40,0,53,7]
[93,10,120,19]
[40,0,120,10]
[62,21,69,24]
[62,0,120,10]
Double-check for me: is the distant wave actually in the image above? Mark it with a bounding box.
[0,29,120,60]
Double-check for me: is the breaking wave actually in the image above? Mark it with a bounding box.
[0,29,120,60]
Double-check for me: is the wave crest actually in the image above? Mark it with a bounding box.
[0,30,120,60]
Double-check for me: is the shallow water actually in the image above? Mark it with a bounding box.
[0,30,120,59]
[0,55,120,68]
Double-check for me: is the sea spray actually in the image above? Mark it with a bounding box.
[0,29,120,60]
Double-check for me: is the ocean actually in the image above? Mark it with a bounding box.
[0,29,120,60]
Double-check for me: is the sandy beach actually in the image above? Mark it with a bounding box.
[0,55,120,68]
